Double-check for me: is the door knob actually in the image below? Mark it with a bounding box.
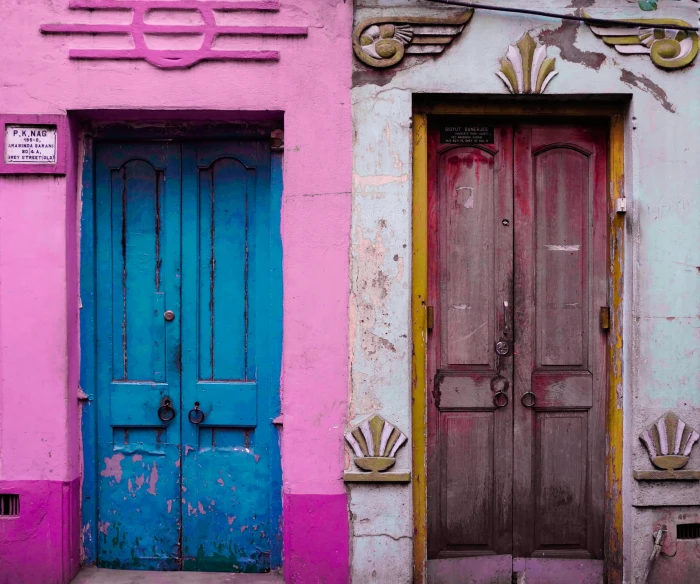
[495,340,510,356]
[164,310,175,322]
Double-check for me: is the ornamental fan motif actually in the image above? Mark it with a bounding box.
[497,33,558,95]
[640,411,700,470]
[345,414,408,473]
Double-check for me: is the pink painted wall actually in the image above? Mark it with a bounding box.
[0,1,352,582]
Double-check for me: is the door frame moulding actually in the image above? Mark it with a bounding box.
[411,98,628,584]
[78,120,284,567]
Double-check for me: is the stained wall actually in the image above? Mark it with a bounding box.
[0,1,352,583]
[349,0,699,582]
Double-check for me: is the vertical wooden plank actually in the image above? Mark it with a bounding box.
[606,114,625,584]
[412,112,429,584]
[198,167,214,381]
[79,133,98,565]
[211,159,248,380]
[513,124,535,559]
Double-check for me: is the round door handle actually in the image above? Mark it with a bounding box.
[521,392,537,408]
[164,310,175,322]
[493,391,509,408]
[188,403,205,425]
[158,398,176,422]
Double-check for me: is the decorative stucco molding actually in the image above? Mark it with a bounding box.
[635,412,700,481]
[496,32,558,94]
[41,0,308,69]
[585,14,698,70]
[344,414,410,482]
[353,10,473,68]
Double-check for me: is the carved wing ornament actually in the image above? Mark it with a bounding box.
[585,12,698,70]
[353,10,473,68]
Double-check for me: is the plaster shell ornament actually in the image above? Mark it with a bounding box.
[585,13,698,70]
[497,33,558,94]
[345,414,408,473]
[353,10,473,68]
[640,412,700,470]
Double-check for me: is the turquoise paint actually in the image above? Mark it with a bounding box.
[84,138,281,571]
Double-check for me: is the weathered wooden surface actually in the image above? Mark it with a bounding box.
[93,141,280,571]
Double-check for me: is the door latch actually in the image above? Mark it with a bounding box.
[600,306,611,331]
[426,305,434,331]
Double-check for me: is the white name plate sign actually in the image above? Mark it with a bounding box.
[0,115,67,174]
[5,125,57,164]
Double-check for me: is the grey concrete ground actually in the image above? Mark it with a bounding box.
[71,567,284,584]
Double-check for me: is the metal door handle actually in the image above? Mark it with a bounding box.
[503,300,509,337]
[188,402,205,424]
[158,397,176,422]
[521,392,536,408]
[164,310,175,322]
[490,376,509,408]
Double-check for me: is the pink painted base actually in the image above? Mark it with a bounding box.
[513,558,604,583]
[283,494,349,584]
[0,478,80,584]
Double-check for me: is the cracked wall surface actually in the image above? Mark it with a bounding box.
[349,1,699,582]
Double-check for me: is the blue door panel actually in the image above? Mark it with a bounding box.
[90,139,279,572]
[94,142,182,569]
[181,142,273,572]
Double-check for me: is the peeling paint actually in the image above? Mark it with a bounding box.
[538,21,606,70]
[620,69,676,113]
[100,453,125,484]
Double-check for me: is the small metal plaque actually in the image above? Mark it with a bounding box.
[4,125,57,164]
[440,124,494,145]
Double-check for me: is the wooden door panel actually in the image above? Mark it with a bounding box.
[95,142,182,570]
[181,141,275,572]
[534,411,588,553]
[513,125,607,561]
[439,146,498,368]
[441,412,494,549]
[428,126,514,561]
[535,147,590,368]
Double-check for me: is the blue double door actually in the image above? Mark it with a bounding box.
[92,140,281,571]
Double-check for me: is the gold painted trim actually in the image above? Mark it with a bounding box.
[411,104,626,584]
[344,471,412,483]
[411,112,429,584]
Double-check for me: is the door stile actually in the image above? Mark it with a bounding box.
[94,142,183,569]
[427,125,514,568]
[512,125,535,560]
[512,125,608,570]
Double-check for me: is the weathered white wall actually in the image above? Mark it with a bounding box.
[349,1,699,582]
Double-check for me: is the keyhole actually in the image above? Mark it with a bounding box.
[502,219,509,226]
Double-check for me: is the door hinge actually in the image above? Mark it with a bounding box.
[426,305,434,331]
[600,306,611,331]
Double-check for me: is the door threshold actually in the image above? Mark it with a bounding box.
[71,567,284,584]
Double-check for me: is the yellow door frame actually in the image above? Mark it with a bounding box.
[411,101,626,584]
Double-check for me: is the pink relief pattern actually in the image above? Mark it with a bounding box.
[41,0,308,69]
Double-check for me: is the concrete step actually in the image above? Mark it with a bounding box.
[71,567,284,584]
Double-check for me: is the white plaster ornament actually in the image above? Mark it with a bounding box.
[497,33,558,95]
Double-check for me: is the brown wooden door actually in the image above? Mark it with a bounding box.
[427,122,607,584]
